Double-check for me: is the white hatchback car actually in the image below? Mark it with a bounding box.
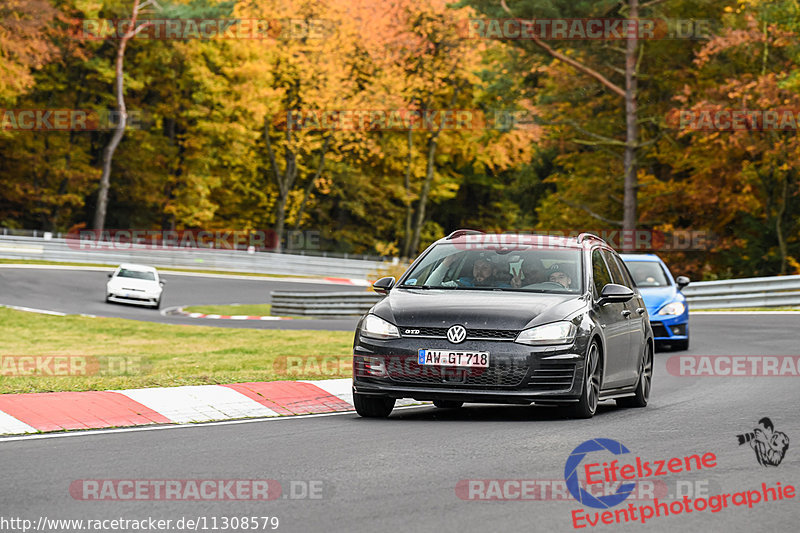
[106,264,164,309]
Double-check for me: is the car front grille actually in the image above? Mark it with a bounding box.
[400,327,518,341]
[650,322,669,337]
[527,362,576,391]
[386,360,529,388]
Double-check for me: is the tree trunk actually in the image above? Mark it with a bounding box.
[263,118,297,252]
[93,0,146,231]
[622,0,639,247]
[409,130,440,254]
[401,128,414,258]
[293,136,331,231]
[500,0,639,240]
[776,174,788,275]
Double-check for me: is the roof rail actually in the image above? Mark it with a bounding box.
[576,232,607,245]
[446,229,484,240]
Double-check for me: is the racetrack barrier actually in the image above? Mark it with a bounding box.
[0,234,386,279]
[682,275,800,309]
[270,291,382,317]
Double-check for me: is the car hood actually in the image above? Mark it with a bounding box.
[371,288,586,331]
[108,277,159,291]
[638,286,682,313]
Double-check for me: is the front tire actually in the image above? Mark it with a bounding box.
[433,400,463,409]
[353,392,395,418]
[153,298,161,310]
[617,343,653,408]
[568,340,601,419]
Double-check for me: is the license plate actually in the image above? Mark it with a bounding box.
[418,349,489,367]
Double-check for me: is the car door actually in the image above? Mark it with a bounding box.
[604,250,644,384]
[590,248,630,388]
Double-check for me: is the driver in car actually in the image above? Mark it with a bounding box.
[548,270,573,289]
[465,258,496,286]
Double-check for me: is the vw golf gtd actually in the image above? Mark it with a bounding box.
[352,231,654,419]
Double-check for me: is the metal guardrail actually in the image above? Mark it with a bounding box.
[270,275,800,317]
[0,235,387,279]
[271,291,382,317]
[683,275,800,309]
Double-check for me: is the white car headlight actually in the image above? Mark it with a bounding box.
[360,314,400,339]
[658,301,685,316]
[515,321,576,345]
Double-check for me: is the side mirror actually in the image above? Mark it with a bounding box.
[597,283,634,306]
[372,276,395,295]
[159,280,165,287]
[675,276,690,290]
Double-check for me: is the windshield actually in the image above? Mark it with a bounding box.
[400,243,583,293]
[117,268,156,281]
[624,261,670,287]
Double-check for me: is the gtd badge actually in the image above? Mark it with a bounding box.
[447,325,467,344]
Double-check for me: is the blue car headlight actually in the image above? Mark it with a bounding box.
[658,301,685,316]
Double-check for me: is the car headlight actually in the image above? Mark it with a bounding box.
[360,314,400,339]
[658,301,685,316]
[515,321,577,345]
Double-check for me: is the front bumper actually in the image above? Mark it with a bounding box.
[352,334,588,404]
[107,290,160,306]
[649,312,688,341]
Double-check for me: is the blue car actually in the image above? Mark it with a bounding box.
[621,254,690,350]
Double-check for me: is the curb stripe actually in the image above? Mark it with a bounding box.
[0,411,38,434]
[0,379,369,436]
[0,391,170,432]
[301,378,420,408]
[170,307,293,321]
[224,381,353,415]
[115,385,280,423]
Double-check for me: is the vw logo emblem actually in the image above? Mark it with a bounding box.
[447,325,467,344]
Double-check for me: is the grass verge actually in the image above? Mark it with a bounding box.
[0,308,353,394]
